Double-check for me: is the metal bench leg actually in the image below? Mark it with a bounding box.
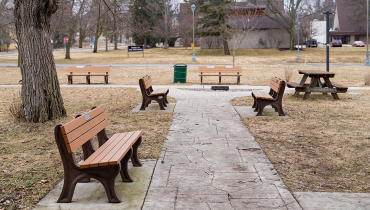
[131,137,143,167]
[120,148,134,182]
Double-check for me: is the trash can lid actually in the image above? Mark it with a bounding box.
[174,63,187,67]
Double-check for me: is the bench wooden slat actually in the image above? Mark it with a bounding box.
[150,88,169,96]
[269,77,282,93]
[252,90,274,100]
[65,74,110,76]
[62,111,108,145]
[107,131,142,166]
[94,132,136,167]
[66,119,109,153]
[198,74,243,76]
[61,106,105,135]
[142,77,153,89]
[67,66,110,73]
[79,133,125,169]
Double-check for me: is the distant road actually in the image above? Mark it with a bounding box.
[0,46,126,57]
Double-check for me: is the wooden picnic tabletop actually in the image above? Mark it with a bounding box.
[298,70,335,77]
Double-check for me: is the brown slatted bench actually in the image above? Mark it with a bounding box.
[67,66,110,85]
[199,66,242,85]
[54,105,143,203]
[251,77,286,116]
[139,75,169,110]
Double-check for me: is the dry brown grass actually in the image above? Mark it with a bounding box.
[1,64,370,87]
[231,91,370,193]
[284,66,294,82]
[0,47,369,65]
[0,87,175,209]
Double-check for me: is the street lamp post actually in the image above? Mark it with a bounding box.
[365,0,370,66]
[191,4,196,62]
[296,9,301,60]
[323,11,334,72]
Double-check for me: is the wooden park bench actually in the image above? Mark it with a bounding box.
[199,66,242,85]
[54,105,143,203]
[67,66,110,85]
[251,77,286,116]
[139,75,169,110]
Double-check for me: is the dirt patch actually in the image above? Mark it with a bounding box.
[230,91,370,193]
[0,87,176,209]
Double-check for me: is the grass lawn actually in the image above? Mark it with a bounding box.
[0,46,370,65]
[231,90,370,193]
[0,64,369,87]
[0,87,175,209]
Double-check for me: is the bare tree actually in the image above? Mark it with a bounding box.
[151,0,178,49]
[251,0,314,50]
[14,0,66,122]
[65,0,87,59]
[203,36,214,49]
[226,4,262,66]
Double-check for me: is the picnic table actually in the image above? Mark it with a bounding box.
[287,70,348,100]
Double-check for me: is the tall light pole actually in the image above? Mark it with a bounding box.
[365,0,370,66]
[191,4,196,62]
[323,11,334,72]
[296,9,301,60]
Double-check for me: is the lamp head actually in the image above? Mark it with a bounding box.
[191,4,196,11]
[297,9,300,13]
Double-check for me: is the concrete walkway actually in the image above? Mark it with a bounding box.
[29,85,370,209]
[142,88,301,210]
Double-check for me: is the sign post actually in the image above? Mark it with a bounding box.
[64,37,69,51]
[127,45,144,58]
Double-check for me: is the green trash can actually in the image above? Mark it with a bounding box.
[173,63,187,83]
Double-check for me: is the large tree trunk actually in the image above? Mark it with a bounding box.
[223,40,230,55]
[14,0,66,122]
[114,33,118,50]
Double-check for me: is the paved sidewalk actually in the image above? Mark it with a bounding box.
[143,88,301,209]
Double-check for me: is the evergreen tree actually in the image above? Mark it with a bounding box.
[195,0,231,55]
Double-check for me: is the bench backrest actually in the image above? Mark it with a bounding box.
[199,66,242,73]
[60,105,109,153]
[68,66,110,74]
[139,75,153,90]
[269,77,284,93]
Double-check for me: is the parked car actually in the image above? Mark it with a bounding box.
[331,39,342,47]
[305,39,317,47]
[352,41,365,47]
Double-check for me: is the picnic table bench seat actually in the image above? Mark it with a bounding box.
[67,66,110,85]
[287,82,305,88]
[139,75,169,110]
[252,77,286,116]
[199,66,242,85]
[54,105,143,203]
[330,82,348,90]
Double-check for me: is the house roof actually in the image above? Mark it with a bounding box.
[228,15,290,30]
[179,3,289,31]
[334,0,366,33]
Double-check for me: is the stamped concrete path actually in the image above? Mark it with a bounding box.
[142,88,301,210]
